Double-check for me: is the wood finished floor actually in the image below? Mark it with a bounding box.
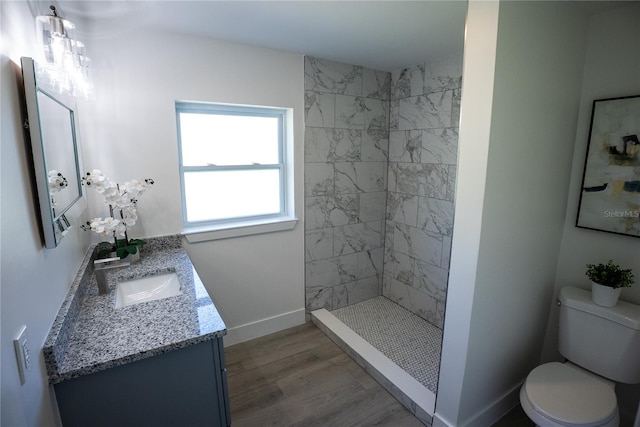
[225,322,424,427]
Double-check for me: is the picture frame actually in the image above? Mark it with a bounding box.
[576,95,640,238]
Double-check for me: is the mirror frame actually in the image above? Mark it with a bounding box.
[21,57,87,248]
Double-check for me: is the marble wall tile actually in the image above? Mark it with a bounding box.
[358,247,384,279]
[387,162,397,193]
[335,162,386,194]
[407,286,442,328]
[364,68,391,100]
[377,54,461,327]
[389,100,399,130]
[305,128,361,162]
[361,128,389,162]
[333,284,348,309]
[394,163,421,195]
[305,194,360,230]
[424,54,463,94]
[306,258,338,288]
[441,235,452,270]
[360,191,387,222]
[382,275,411,308]
[385,220,395,251]
[305,228,334,261]
[389,130,422,163]
[390,69,410,100]
[333,275,381,310]
[419,164,448,199]
[304,58,391,316]
[306,253,358,287]
[305,57,363,96]
[391,64,425,100]
[334,162,359,194]
[305,91,335,128]
[383,247,397,280]
[421,128,458,165]
[306,285,333,311]
[350,275,381,303]
[417,197,454,236]
[364,98,389,130]
[357,161,387,193]
[393,251,415,286]
[386,191,418,227]
[398,91,454,131]
[336,95,366,129]
[413,259,448,302]
[393,224,443,266]
[446,165,457,202]
[334,221,383,256]
[305,162,335,196]
[451,88,462,129]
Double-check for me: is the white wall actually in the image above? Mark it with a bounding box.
[434,2,499,425]
[84,29,306,345]
[436,1,589,425]
[543,4,640,424]
[1,2,91,426]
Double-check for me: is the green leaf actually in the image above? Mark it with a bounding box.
[115,247,129,259]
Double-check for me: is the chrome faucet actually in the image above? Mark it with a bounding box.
[94,257,130,295]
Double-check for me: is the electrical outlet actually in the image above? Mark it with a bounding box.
[14,325,30,385]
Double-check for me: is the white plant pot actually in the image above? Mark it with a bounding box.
[128,250,140,263]
[591,281,622,307]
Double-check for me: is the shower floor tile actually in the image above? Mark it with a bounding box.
[331,296,442,393]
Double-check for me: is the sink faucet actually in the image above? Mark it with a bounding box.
[94,257,131,295]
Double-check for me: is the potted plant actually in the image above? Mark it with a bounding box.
[585,260,635,307]
[81,169,154,260]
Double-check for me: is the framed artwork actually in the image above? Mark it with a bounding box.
[576,95,640,238]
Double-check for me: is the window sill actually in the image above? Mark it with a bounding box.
[183,216,298,243]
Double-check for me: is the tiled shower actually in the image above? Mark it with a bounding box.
[304,54,462,393]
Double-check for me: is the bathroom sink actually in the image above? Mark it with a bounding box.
[115,272,182,308]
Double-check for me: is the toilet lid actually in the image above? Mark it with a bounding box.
[523,362,617,426]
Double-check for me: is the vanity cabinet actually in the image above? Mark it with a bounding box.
[54,338,230,427]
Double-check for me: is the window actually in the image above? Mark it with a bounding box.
[176,102,295,240]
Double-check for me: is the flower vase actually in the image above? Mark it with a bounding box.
[591,281,622,307]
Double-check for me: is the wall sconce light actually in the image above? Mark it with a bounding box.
[35,5,93,99]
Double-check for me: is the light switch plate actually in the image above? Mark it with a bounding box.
[14,325,30,385]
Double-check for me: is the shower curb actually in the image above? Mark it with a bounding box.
[311,309,434,426]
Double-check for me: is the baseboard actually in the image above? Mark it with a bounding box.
[463,381,523,426]
[432,415,453,427]
[432,381,522,427]
[222,308,306,346]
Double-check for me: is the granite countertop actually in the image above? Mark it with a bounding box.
[43,235,226,384]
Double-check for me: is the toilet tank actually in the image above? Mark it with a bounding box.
[558,286,640,384]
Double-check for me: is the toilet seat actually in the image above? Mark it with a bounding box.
[520,362,618,427]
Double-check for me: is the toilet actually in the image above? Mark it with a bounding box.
[520,286,640,427]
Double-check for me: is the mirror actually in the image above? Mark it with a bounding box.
[21,57,86,248]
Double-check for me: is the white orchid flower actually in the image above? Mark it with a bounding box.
[103,217,120,229]
[114,223,127,238]
[82,170,153,244]
[123,211,137,226]
[90,219,105,234]
[48,170,68,193]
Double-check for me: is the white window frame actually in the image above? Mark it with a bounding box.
[176,102,297,242]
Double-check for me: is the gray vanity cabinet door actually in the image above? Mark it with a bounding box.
[54,339,230,427]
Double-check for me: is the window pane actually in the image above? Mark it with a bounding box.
[184,169,281,222]
[179,112,279,167]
